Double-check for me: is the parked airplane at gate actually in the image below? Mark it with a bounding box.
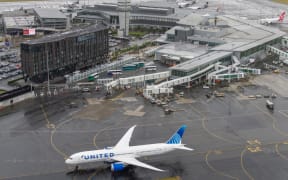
[65,125,193,172]
[259,11,286,25]
[177,0,196,8]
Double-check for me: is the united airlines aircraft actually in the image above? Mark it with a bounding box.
[65,125,193,172]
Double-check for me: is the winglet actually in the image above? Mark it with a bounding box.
[114,125,136,148]
[166,125,187,144]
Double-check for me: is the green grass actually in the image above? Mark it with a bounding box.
[272,0,288,4]
[129,31,148,38]
[0,89,6,94]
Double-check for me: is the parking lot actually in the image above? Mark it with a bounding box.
[1,73,288,179]
[0,49,22,81]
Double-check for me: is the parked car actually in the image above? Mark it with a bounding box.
[81,87,90,92]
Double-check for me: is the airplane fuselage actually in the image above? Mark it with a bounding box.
[65,143,179,165]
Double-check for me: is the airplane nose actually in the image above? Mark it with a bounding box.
[65,158,72,164]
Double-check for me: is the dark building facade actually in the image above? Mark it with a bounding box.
[21,23,109,82]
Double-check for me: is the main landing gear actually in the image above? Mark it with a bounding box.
[74,165,79,172]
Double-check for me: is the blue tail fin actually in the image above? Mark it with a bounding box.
[166,125,187,144]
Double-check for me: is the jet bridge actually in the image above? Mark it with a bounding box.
[207,56,260,84]
[105,71,171,92]
[143,64,215,96]
[144,55,259,96]
[267,45,288,60]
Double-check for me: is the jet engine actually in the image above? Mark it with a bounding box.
[111,162,126,172]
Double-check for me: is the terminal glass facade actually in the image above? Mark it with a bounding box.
[21,24,109,82]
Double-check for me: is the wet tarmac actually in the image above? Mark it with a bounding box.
[1,80,288,180]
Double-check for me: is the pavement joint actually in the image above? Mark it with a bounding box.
[190,104,241,145]
[254,103,288,137]
[205,150,239,180]
[275,143,288,161]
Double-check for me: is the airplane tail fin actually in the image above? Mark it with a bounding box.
[166,125,187,144]
[279,11,286,22]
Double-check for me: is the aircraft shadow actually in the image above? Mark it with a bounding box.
[66,161,184,179]
[66,165,142,180]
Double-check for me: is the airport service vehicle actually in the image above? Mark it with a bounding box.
[260,11,286,25]
[107,70,122,76]
[266,100,274,110]
[81,87,90,92]
[65,125,193,172]
[145,65,157,72]
[122,64,137,71]
[88,72,99,81]
[133,62,145,68]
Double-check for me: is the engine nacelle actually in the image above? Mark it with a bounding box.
[104,146,113,150]
[111,162,126,172]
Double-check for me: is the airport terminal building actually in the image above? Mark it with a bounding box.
[75,3,190,29]
[155,15,285,78]
[34,8,68,29]
[21,23,108,82]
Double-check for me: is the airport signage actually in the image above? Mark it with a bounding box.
[23,28,36,36]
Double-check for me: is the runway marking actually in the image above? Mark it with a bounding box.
[135,105,144,112]
[240,148,254,180]
[124,105,146,117]
[205,150,239,180]
[254,103,288,137]
[190,104,241,145]
[40,104,68,159]
[40,105,55,129]
[246,139,262,153]
[278,110,288,119]
[50,118,75,160]
[109,92,125,101]
[93,115,131,149]
[93,125,115,149]
[275,143,288,161]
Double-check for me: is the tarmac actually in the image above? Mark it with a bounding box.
[1,73,288,179]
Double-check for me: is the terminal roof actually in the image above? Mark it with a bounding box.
[34,8,67,19]
[22,23,107,44]
[157,43,207,59]
[170,51,232,72]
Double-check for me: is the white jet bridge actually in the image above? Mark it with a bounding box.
[105,71,171,92]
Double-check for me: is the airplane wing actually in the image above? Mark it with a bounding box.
[114,125,136,148]
[111,156,165,172]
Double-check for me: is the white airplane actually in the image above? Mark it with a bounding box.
[177,0,196,8]
[65,125,193,172]
[259,11,286,25]
[187,6,201,10]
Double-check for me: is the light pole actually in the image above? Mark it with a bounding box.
[46,44,50,95]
